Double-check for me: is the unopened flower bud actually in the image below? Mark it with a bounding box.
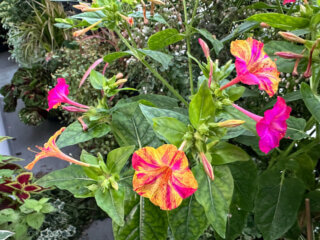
[217,120,245,128]
[114,79,127,86]
[73,20,103,37]
[118,13,134,27]
[279,32,306,44]
[199,38,210,60]
[109,178,119,191]
[275,52,304,59]
[260,22,270,28]
[116,73,124,79]
[200,152,214,180]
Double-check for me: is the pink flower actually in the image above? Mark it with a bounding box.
[233,97,291,154]
[47,78,89,111]
[283,0,296,4]
[198,38,214,87]
[220,37,280,97]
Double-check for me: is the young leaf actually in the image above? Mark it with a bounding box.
[36,165,96,197]
[189,81,215,129]
[106,145,135,174]
[153,117,188,147]
[246,13,310,30]
[95,187,125,226]
[57,120,110,148]
[137,49,173,70]
[148,29,185,50]
[285,117,308,140]
[221,21,259,43]
[211,142,250,165]
[0,230,15,240]
[0,136,12,143]
[301,82,320,123]
[194,28,224,55]
[90,70,106,90]
[26,212,45,230]
[193,165,234,238]
[168,195,209,240]
[103,51,132,63]
[254,169,305,240]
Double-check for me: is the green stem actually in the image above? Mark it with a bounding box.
[276,0,284,13]
[115,29,188,106]
[124,23,138,49]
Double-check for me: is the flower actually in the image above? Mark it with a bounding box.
[118,13,134,27]
[25,128,91,170]
[132,144,198,210]
[283,0,296,4]
[278,32,306,44]
[73,20,102,37]
[233,96,291,154]
[0,173,47,202]
[220,37,280,97]
[47,78,89,111]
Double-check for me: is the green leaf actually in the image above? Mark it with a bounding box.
[193,165,234,238]
[286,117,308,140]
[57,121,110,148]
[95,187,125,226]
[90,70,105,90]
[107,146,135,174]
[129,11,168,25]
[137,49,173,70]
[246,13,310,30]
[225,205,248,240]
[246,2,278,9]
[70,11,106,24]
[264,91,302,109]
[189,81,215,129]
[153,117,188,147]
[117,94,178,109]
[0,169,14,178]
[26,212,45,230]
[0,230,14,240]
[229,161,258,211]
[264,41,305,73]
[103,51,132,63]
[36,165,96,196]
[148,29,185,50]
[0,209,19,225]
[211,142,249,165]
[221,21,259,43]
[140,104,188,125]
[113,191,168,240]
[306,190,320,212]
[111,102,162,148]
[168,195,209,240]
[194,28,224,55]
[301,82,320,123]
[254,169,305,240]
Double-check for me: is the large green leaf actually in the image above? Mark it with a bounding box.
[140,104,188,125]
[254,169,305,240]
[26,212,45,230]
[189,81,215,129]
[116,94,178,109]
[153,117,188,147]
[193,165,234,238]
[36,165,96,196]
[228,160,258,212]
[113,191,168,240]
[57,121,110,148]
[211,142,249,165]
[111,102,162,148]
[148,29,185,50]
[106,146,135,174]
[247,13,310,30]
[90,70,105,90]
[137,49,173,70]
[95,187,125,226]
[264,91,302,109]
[70,11,106,24]
[306,190,320,213]
[301,82,320,123]
[285,117,308,140]
[264,41,305,73]
[225,205,248,240]
[168,195,209,240]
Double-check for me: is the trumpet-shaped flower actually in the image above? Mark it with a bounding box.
[233,97,291,154]
[220,37,280,97]
[47,78,89,111]
[25,128,91,170]
[283,0,296,4]
[132,144,198,210]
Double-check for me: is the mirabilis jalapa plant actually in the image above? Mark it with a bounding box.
[24,0,320,239]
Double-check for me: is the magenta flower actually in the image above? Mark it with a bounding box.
[233,97,291,154]
[47,78,90,111]
[283,0,296,4]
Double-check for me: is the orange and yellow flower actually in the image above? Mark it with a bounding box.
[220,37,280,97]
[25,128,91,170]
[132,144,198,210]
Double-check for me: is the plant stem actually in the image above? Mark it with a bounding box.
[183,0,194,95]
[305,198,313,240]
[276,0,284,13]
[115,29,188,106]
